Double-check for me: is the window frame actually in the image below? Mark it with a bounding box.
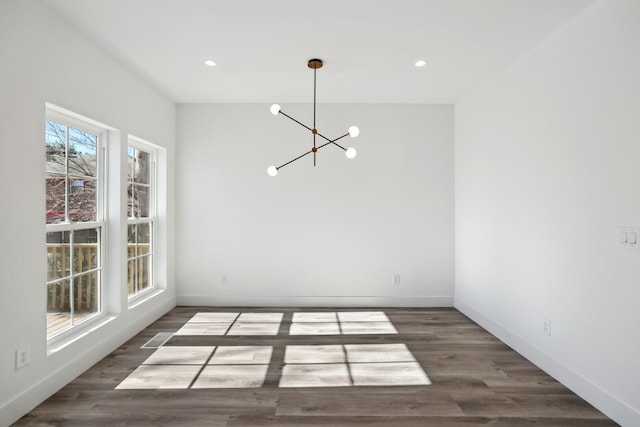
[45,108,108,342]
[126,136,158,300]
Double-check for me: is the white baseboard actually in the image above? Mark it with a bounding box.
[176,295,453,307]
[0,297,176,427]
[455,298,639,427]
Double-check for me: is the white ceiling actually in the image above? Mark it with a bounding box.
[41,0,597,104]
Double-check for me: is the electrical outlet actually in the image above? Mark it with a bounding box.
[542,319,551,336]
[16,347,30,370]
[392,274,401,286]
[221,273,229,285]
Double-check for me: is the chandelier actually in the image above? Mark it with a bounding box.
[267,59,359,176]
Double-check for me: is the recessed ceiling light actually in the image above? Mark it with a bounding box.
[415,60,427,67]
[204,59,217,67]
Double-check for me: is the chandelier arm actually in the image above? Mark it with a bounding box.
[317,132,348,144]
[317,132,349,150]
[279,111,313,133]
[317,140,338,150]
[277,150,313,170]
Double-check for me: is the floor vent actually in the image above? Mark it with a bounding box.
[141,332,173,349]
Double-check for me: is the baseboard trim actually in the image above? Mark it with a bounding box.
[455,298,639,427]
[0,297,176,427]
[176,295,453,307]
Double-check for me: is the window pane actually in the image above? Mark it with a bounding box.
[68,127,97,178]
[74,271,99,321]
[138,222,151,243]
[73,229,99,274]
[47,231,71,281]
[45,138,66,175]
[127,184,134,218]
[138,222,151,257]
[137,255,152,291]
[68,177,96,222]
[46,120,66,144]
[128,224,136,245]
[127,147,135,182]
[127,259,136,295]
[46,177,66,224]
[133,184,150,218]
[45,120,68,224]
[47,279,71,337]
[45,120,66,175]
[67,152,97,178]
[134,149,151,184]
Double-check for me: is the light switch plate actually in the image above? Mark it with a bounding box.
[618,231,628,244]
[618,227,640,250]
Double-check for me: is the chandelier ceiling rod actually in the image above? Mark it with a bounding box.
[267,59,359,177]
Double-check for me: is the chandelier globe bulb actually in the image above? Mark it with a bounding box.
[345,147,357,159]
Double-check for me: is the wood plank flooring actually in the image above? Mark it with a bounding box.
[15,307,618,426]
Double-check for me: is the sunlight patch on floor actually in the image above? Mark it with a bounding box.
[117,312,430,390]
[290,311,398,336]
[174,312,283,336]
[116,345,272,390]
[279,343,430,388]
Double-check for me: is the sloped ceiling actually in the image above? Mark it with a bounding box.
[41,0,597,103]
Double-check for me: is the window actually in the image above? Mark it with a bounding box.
[127,140,156,297]
[45,113,105,339]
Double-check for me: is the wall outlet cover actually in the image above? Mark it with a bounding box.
[16,347,30,370]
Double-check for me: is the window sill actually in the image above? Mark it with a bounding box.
[128,287,164,310]
[47,313,117,356]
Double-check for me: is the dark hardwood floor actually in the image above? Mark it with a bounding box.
[15,307,618,426]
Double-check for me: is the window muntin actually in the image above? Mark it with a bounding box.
[127,143,155,297]
[45,115,105,339]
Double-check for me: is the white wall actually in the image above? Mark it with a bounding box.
[0,1,176,425]
[176,104,454,306]
[455,0,640,425]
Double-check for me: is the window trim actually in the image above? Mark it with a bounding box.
[45,106,109,342]
[127,136,158,301]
